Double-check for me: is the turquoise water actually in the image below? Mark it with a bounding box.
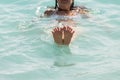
[0,0,120,80]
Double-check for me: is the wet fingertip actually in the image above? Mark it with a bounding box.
[66,26,69,29]
[72,31,75,34]
[54,28,56,31]
[62,27,66,30]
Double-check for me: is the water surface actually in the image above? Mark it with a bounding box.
[0,0,120,80]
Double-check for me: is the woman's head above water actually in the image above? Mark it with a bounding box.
[44,0,89,16]
[55,0,74,10]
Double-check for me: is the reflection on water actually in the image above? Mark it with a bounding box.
[53,45,75,67]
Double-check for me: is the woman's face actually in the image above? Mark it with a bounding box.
[57,0,73,10]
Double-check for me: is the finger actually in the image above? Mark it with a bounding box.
[65,26,67,30]
[68,26,72,31]
[54,28,56,31]
[60,28,63,31]
[67,26,71,31]
[72,31,75,34]
[57,27,59,31]
[69,27,72,31]
[67,26,69,30]
[62,26,66,30]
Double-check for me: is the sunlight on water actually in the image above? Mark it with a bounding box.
[0,0,120,80]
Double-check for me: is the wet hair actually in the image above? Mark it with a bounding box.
[55,0,74,10]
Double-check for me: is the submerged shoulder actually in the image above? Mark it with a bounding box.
[73,6,89,15]
[73,6,90,18]
[44,9,55,16]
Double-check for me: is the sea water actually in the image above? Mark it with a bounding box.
[0,0,120,80]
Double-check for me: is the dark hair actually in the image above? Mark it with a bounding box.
[55,0,74,10]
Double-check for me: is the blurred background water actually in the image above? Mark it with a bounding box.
[0,0,120,80]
